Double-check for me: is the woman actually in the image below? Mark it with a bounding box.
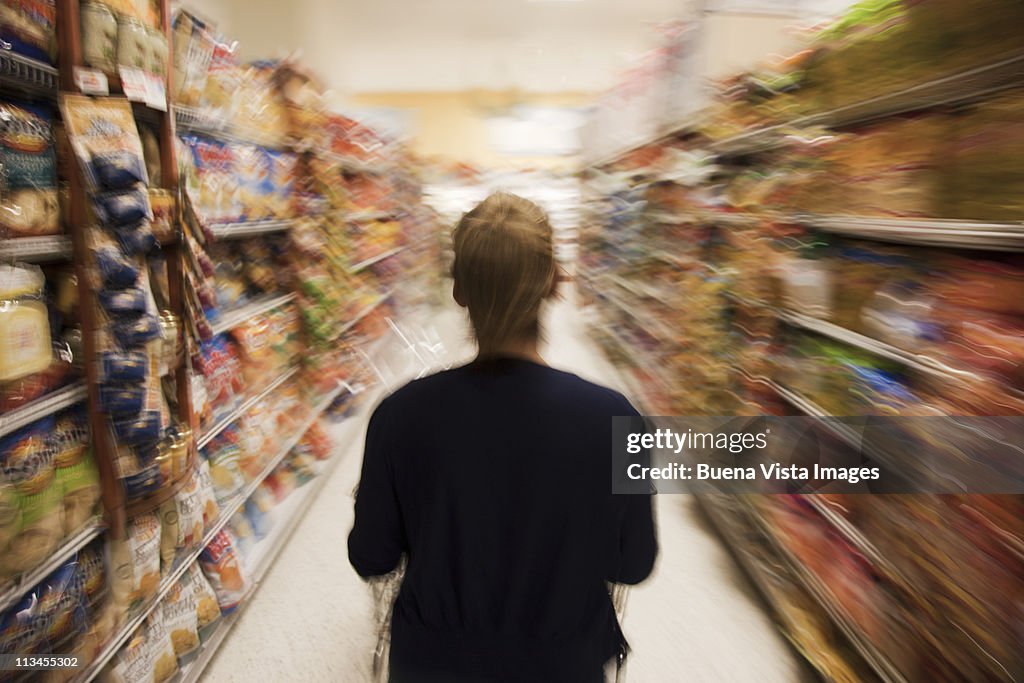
[348,192,658,682]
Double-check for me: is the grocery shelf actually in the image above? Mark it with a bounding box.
[349,245,407,273]
[209,293,297,336]
[76,381,348,683]
[0,235,73,262]
[711,51,1024,156]
[197,366,300,451]
[783,310,989,386]
[0,382,88,438]
[797,214,1024,251]
[177,403,359,683]
[0,519,105,614]
[0,50,59,97]
[175,106,286,150]
[742,500,910,683]
[334,289,394,341]
[602,290,677,343]
[343,209,399,223]
[207,219,295,240]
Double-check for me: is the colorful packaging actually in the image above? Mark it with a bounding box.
[161,579,199,660]
[109,513,161,612]
[194,458,220,528]
[146,604,179,683]
[0,100,60,237]
[101,626,151,683]
[182,563,220,634]
[198,334,244,421]
[198,529,250,613]
[0,264,53,383]
[201,428,245,505]
[157,470,204,569]
[58,95,150,192]
[180,135,240,225]
[0,0,56,63]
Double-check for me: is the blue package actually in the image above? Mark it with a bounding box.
[113,222,159,256]
[98,288,148,316]
[91,186,151,227]
[95,247,140,288]
[112,411,162,446]
[123,461,161,499]
[99,385,145,417]
[113,313,161,346]
[91,151,147,189]
[99,351,148,383]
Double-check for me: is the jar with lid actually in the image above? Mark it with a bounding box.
[146,26,169,79]
[80,2,118,77]
[116,16,148,71]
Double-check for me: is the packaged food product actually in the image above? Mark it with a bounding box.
[0,0,57,64]
[295,421,332,461]
[243,490,273,540]
[201,428,245,505]
[194,458,220,528]
[91,185,153,227]
[157,470,204,569]
[59,95,150,192]
[228,510,255,559]
[197,529,250,613]
[161,579,199,661]
[74,541,108,611]
[182,563,220,635]
[116,16,148,71]
[0,264,53,383]
[37,560,87,654]
[109,513,161,612]
[170,10,215,106]
[146,25,169,79]
[81,2,119,77]
[197,334,244,421]
[0,593,47,660]
[0,100,60,237]
[100,626,151,683]
[146,603,179,683]
[56,446,100,534]
[179,135,240,224]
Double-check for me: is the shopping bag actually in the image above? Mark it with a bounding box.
[368,556,406,683]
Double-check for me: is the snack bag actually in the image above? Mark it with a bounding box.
[161,579,199,661]
[157,470,205,569]
[0,100,60,237]
[194,458,220,528]
[37,560,87,655]
[201,429,245,505]
[181,563,220,635]
[198,529,250,613]
[1,593,47,660]
[197,334,244,422]
[295,421,333,461]
[100,626,151,683]
[0,264,54,383]
[109,513,161,613]
[146,604,178,683]
[55,448,100,535]
[228,510,255,559]
[234,143,274,221]
[58,95,149,192]
[0,0,57,63]
[244,489,274,540]
[74,541,108,612]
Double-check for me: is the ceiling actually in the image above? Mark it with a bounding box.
[204,0,695,94]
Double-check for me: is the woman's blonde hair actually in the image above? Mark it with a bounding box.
[452,192,556,355]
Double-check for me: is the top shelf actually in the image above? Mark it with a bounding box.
[0,50,58,99]
[710,51,1024,156]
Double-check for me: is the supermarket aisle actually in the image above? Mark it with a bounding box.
[203,289,805,682]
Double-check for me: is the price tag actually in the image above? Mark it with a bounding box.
[73,67,109,96]
[119,66,148,102]
[144,73,168,111]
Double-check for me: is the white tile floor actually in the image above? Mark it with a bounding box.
[200,290,808,682]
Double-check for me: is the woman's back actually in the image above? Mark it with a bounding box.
[349,357,657,682]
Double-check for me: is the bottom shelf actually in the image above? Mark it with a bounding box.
[176,410,367,683]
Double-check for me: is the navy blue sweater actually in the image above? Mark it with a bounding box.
[348,357,658,682]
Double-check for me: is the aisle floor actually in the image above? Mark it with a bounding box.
[201,292,808,683]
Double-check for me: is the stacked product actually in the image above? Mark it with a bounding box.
[580,1,1023,680]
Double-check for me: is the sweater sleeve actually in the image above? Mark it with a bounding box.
[608,400,658,585]
[348,399,407,578]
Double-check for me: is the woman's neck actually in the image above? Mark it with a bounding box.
[477,337,545,365]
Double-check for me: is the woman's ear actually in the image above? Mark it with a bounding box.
[453,278,467,307]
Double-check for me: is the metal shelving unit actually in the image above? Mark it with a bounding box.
[0,519,105,613]
[0,382,88,438]
[209,293,297,336]
[349,245,407,273]
[0,235,73,262]
[333,289,395,341]
[196,366,299,451]
[75,381,350,683]
[0,49,59,97]
[798,215,1024,251]
[207,219,295,240]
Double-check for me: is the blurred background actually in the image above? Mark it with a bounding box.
[1,0,1022,681]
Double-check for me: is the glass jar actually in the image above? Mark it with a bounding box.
[146,26,168,78]
[158,311,181,375]
[81,2,118,77]
[116,16,148,70]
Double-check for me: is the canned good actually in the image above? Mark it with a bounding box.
[81,2,118,76]
[158,310,181,376]
[116,16,148,70]
[169,428,191,479]
[146,26,168,78]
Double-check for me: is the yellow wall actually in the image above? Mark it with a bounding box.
[346,91,594,172]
